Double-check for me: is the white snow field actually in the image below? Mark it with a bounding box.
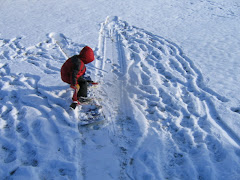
[1,0,240,180]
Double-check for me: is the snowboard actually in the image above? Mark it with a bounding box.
[78,102,105,126]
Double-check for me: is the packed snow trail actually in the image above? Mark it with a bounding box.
[0,16,240,180]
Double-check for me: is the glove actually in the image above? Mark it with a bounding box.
[70,84,80,90]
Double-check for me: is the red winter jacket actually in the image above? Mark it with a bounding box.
[61,46,94,86]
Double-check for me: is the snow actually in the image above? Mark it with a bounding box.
[1,0,240,179]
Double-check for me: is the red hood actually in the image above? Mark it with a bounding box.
[79,46,95,64]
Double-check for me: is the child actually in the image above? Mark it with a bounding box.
[61,46,95,104]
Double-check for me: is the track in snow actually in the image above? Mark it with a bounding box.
[0,16,240,180]
[93,16,240,180]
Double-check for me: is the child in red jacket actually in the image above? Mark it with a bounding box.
[61,46,95,104]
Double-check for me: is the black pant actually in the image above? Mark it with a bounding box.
[77,76,87,98]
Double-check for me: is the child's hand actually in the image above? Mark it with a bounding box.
[70,84,80,90]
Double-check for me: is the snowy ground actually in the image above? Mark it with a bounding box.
[1,0,240,180]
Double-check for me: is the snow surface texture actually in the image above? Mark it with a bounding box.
[0,16,240,179]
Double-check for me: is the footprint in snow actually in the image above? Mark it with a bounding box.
[21,142,39,167]
[231,107,240,114]
[1,141,17,164]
